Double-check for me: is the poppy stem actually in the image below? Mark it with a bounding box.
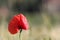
[20,29,22,33]
[19,29,22,40]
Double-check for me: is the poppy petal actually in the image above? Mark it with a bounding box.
[8,16,19,34]
[20,14,29,30]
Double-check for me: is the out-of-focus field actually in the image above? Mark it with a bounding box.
[0,0,60,40]
[0,12,60,40]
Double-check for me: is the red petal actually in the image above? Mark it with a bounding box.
[8,16,19,34]
[20,14,29,30]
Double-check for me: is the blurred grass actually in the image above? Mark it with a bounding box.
[0,12,60,40]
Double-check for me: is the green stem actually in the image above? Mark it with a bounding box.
[19,29,22,40]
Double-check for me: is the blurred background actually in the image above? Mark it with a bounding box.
[0,0,60,40]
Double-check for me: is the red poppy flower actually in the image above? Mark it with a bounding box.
[8,13,29,34]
